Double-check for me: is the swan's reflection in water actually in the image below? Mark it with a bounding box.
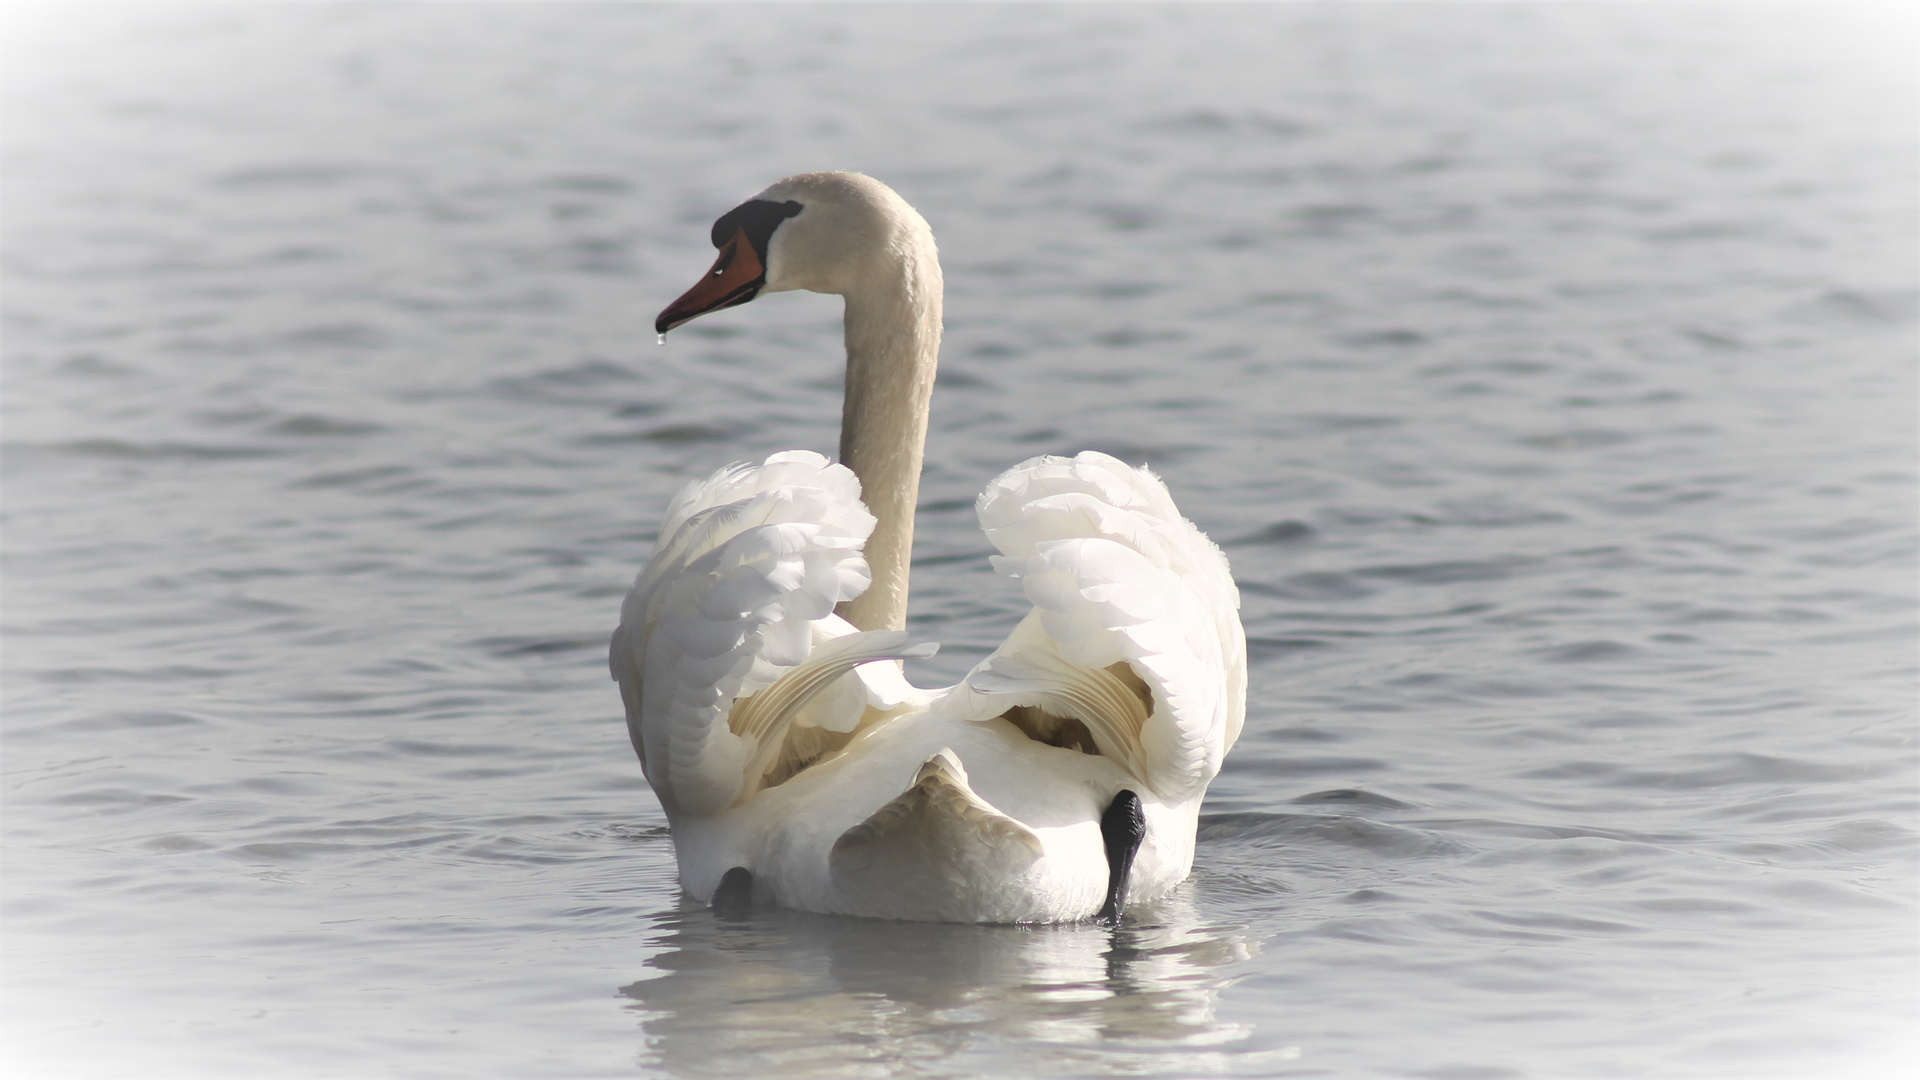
[619,890,1259,1077]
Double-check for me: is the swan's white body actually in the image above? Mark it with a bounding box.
[612,173,1244,923]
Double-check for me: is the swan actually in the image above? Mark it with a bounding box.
[611,171,1245,923]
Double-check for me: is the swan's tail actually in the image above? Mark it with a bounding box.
[828,749,1045,921]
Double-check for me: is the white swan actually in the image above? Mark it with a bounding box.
[611,172,1245,923]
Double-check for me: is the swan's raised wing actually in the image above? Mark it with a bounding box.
[949,452,1246,801]
[610,450,932,816]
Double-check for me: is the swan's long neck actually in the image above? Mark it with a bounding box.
[836,235,941,632]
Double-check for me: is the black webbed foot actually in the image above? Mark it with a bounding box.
[1096,789,1146,924]
[712,866,754,921]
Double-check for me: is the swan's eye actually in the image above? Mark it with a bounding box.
[711,245,736,277]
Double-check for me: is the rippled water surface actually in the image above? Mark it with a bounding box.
[4,4,1916,1077]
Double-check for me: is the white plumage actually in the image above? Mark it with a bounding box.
[613,172,1244,922]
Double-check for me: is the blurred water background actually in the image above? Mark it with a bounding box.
[3,3,1915,1077]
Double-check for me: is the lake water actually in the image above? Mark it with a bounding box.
[3,4,1915,1077]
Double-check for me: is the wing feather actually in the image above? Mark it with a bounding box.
[961,451,1246,799]
[610,451,930,816]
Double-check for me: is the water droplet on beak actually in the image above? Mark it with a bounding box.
[656,333,666,346]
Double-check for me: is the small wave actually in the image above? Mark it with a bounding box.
[1740,819,1918,859]
[265,414,386,437]
[460,835,580,866]
[280,322,389,351]
[1090,280,1163,299]
[1525,752,1903,791]
[143,835,215,853]
[38,664,232,684]
[45,711,206,734]
[1641,220,1768,243]
[1421,288,1541,311]
[1240,572,1374,601]
[53,354,143,378]
[1294,203,1375,225]
[934,367,989,389]
[383,738,518,759]
[1256,725,1344,744]
[1532,640,1640,664]
[632,422,739,445]
[1469,908,1644,939]
[44,788,190,811]
[1238,289,1335,311]
[1246,636,1329,661]
[599,823,674,843]
[1289,788,1416,810]
[1800,288,1918,325]
[229,841,356,862]
[1224,753,1389,778]
[477,635,605,658]
[540,173,633,194]
[1679,326,1748,351]
[1339,328,1427,349]
[1010,426,1060,444]
[1413,506,1572,529]
[1225,521,1313,546]
[288,464,414,490]
[1088,203,1159,232]
[1089,326,1184,348]
[1420,356,1558,378]
[1278,413,1402,434]
[1514,429,1633,450]
[1142,108,1309,138]
[1422,818,1666,845]
[212,161,397,190]
[1198,812,1457,858]
[490,359,641,400]
[9,438,289,461]
[1355,556,1541,585]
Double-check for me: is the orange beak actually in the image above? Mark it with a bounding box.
[656,226,768,334]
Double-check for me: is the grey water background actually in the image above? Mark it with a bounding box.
[4,3,1915,1077]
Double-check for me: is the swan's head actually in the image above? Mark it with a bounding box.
[656,171,932,334]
